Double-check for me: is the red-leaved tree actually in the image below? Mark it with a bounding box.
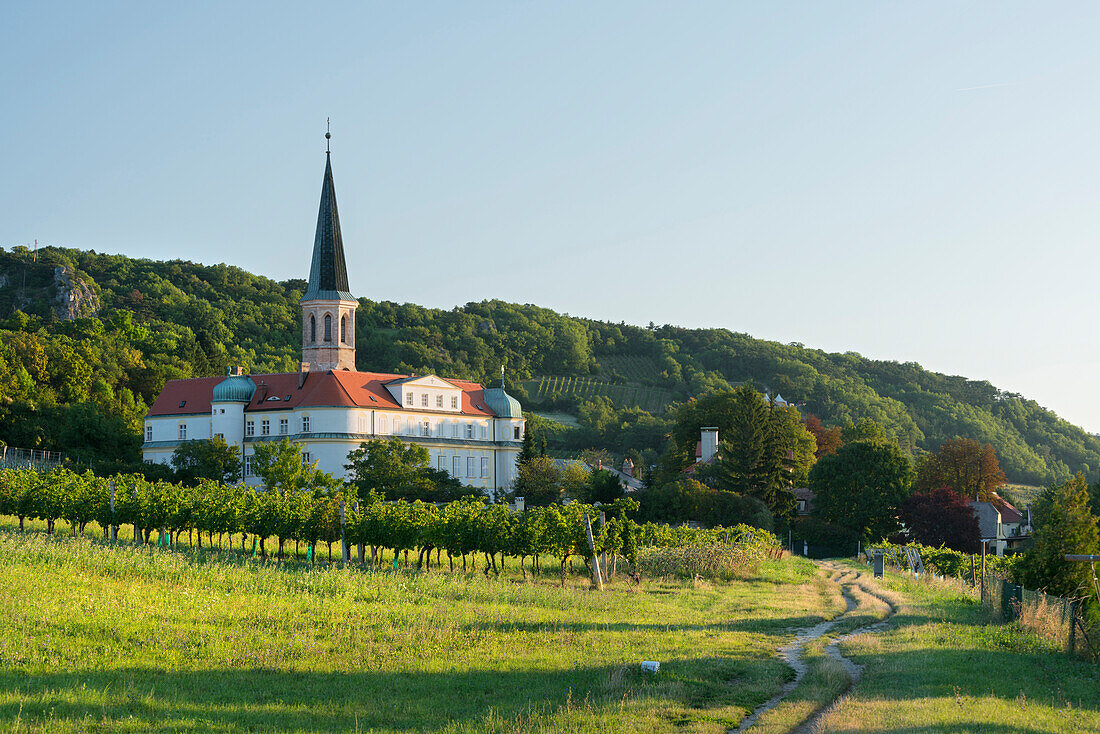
[898,487,980,552]
[915,438,1006,500]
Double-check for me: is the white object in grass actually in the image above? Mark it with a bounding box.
[641,661,660,673]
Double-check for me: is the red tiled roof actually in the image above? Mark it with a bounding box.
[147,371,496,417]
[988,493,1023,524]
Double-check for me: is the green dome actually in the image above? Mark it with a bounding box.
[483,386,522,418]
[212,370,256,403]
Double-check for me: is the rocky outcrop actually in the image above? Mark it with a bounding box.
[52,266,99,320]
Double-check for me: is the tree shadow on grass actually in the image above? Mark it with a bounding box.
[460,614,838,637]
[0,656,790,733]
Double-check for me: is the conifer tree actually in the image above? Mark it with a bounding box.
[1014,474,1100,599]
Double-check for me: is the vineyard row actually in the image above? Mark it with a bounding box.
[0,467,779,579]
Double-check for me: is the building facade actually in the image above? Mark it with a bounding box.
[142,146,525,496]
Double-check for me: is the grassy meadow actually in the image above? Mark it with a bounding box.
[3,520,1098,733]
[0,524,839,733]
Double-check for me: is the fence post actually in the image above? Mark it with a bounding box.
[1069,600,1077,654]
[355,501,364,564]
[584,514,603,590]
[598,511,607,580]
[980,542,986,603]
[109,480,117,543]
[340,499,348,568]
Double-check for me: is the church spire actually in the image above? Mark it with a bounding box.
[302,126,352,302]
[300,125,358,373]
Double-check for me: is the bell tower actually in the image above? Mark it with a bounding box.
[301,126,357,372]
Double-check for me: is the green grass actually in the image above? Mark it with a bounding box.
[0,528,837,733]
[814,561,1100,733]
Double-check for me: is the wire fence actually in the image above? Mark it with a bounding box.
[0,447,64,470]
[980,574,1093,657]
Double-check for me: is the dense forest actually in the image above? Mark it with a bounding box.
[1,244,1097,485]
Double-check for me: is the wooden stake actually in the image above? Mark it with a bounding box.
[584,514,603,590]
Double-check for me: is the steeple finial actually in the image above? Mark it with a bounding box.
[325,118,331,154]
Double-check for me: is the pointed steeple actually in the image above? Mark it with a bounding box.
[300,126,358,373]
[302,147,353,302]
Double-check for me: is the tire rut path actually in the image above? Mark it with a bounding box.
[730,562,898,734]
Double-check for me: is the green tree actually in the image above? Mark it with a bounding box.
[343,438,432,501]
[513,456,564,507]
[1014,474,1100,599]
[809,440,914,539]
[171,437,242,485]
[587,469,625,505]
[698,386,800,522]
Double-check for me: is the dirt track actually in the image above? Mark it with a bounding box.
[731,561,899,734]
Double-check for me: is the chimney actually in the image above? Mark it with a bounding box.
[299,362,310,389]
[701,427,719,463]
[622,458,634,478]
[596,459,602,471]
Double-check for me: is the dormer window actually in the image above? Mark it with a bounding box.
[451,395,458,409]
[421,393,429,407]
[178,400,187,408]
[436,395,443,408]
[405,393,414,406]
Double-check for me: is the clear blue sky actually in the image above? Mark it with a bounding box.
[4,2,1100,431]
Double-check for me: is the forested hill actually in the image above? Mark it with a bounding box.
[1,244,1097,485]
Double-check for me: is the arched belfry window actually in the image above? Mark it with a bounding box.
[324,314,332,342]
[341,315,347,343]
[309,314,316,343]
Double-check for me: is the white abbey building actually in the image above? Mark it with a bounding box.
[142,146,525,496]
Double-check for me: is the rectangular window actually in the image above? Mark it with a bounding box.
[513,426,521,440]
[467,457,477,477]
[465,423,473,439]
[302,451,312,465]
[438,455,445,471]
[436,394,443,408]
[214,432,224,440]
[453,456,462,477]
[145,425,152,442]
[279,418,288,435]
[243,455,253,477]
[421,393,429,407]
[481,457,489,478]
[302,416,311,433]
[405,392,414,406]
[178,423,187,440]
[451,395,459,409]
[261,419,270,436]
[421,420,430,437]
[378,415,388,433]
[246,421,255,437]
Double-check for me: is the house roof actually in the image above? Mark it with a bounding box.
[147,371,497,418]
[987,493,1024,524]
